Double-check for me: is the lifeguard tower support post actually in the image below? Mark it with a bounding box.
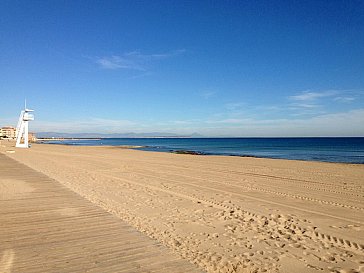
[15,102,34,148]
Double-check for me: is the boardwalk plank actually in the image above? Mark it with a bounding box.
[0,154,203,273]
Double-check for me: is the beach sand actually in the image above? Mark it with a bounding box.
[1,143,363,273]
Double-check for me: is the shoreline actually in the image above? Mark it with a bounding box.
[37,138,102,141]
[39,142,364,165]
[1,143,363,273]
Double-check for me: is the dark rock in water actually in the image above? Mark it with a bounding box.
[230,154,258,158]
[173,150,204,155]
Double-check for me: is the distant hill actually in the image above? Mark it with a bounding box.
[36,132,204,138]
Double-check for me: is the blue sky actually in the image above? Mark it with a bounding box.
[1,0,364,136]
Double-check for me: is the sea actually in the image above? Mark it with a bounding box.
[41,137,364,164]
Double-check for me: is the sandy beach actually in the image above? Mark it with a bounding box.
[1,143,363,273]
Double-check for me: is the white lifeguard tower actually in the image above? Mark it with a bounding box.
[15,101,34,148]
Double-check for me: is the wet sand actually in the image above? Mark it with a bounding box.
[2,143,363,273]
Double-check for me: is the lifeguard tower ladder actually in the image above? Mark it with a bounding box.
[15,102,34,148]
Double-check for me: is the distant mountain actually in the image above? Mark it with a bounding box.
[36,132,204,138]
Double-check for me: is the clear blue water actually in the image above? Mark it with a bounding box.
[42,137,364,164]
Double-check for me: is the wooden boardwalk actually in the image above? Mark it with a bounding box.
[0,154,203,273]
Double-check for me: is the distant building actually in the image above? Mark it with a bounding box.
[28,132,37,142]
[0,126,37,142]
[0,126,16,139]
